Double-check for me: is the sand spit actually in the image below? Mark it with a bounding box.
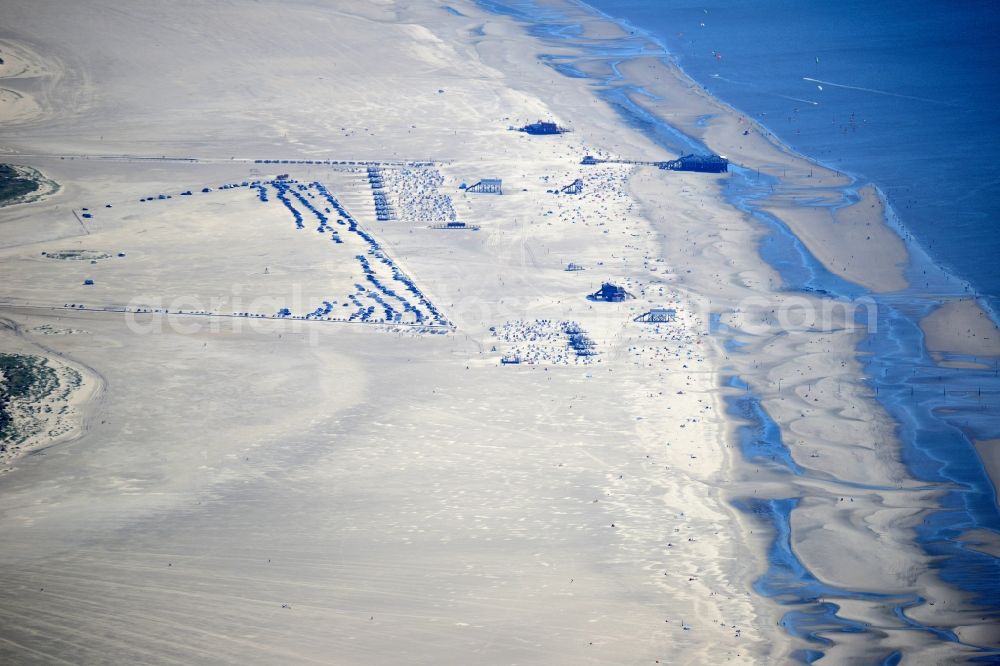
[761,185,908,293]
[613,56,911,295]
[921,298,1000,363]
[974,439,1000,510]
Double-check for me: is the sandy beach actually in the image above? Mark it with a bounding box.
[0,1,997,663]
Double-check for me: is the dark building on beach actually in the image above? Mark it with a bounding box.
[519,120,567,135]
[589,282,632,303]
[661,153,729,173]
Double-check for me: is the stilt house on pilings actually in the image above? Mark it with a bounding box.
[465,178,503,194]
[560,178,583,194]
[588,282,633,303]
[431,221,480,230]
[634,307,677,323]
[661,154,729,173]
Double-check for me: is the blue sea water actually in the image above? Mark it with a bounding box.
[474,0,1000,659]
[585,0,1000,316]
[572,2,1000,650]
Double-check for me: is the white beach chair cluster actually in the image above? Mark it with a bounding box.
[490,319,599,366]
[381,167,457,224]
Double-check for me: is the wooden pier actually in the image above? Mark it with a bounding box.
[581,153,728,173]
